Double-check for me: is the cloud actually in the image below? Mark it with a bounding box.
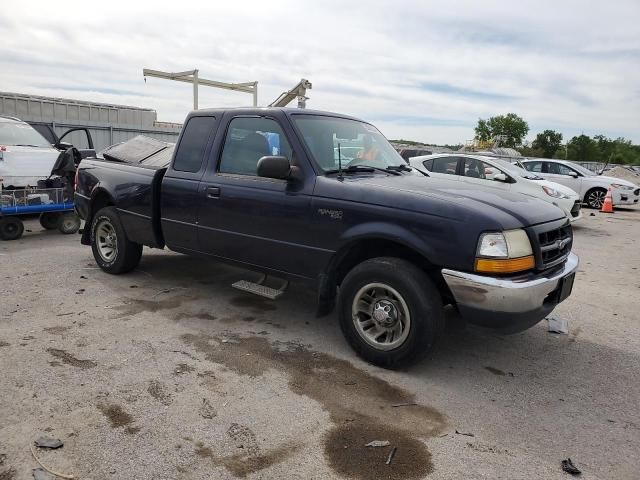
[0,0,638,144]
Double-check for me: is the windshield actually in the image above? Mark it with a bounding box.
[292,115,406,172]
[568,162,595,176]
[492,158,542,180]
[0,121,51,147]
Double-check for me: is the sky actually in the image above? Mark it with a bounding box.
[1,0,639,145]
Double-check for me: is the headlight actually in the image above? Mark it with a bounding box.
[611,183,633,191]
[542,185,570,199]
[475,229,534,274]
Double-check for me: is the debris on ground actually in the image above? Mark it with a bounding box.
[547,316,569,334]
[33,437,63,449]
[32,468,56,480]
[364,440,390,447]
[455,430,474,437]
[386,447,397,465]
[561,458,582,475]
[200,398,217,419]
[30,445,74,479]
[391,402,417,408]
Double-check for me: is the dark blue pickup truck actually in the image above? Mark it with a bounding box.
[75,108,578,367]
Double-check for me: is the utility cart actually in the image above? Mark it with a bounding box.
[0,186,80,240]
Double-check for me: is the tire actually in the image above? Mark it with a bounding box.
[585,188,607,209]
[40,212,61,230]
[57,212,81,234]
[338,257,445,368]
[0,216,25,241]
[90,206,142,274]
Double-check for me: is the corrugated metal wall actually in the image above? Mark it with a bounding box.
[0,92,181,151]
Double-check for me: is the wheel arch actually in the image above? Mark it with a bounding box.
[80,187,115,245]
[316,225,451,316]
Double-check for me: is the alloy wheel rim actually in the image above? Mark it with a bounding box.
[589,190,606,208]
[96,220,117,262]
[351,282,411,351]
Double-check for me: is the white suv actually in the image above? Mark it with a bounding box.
[408,154,582,222]
[522,158,640,209]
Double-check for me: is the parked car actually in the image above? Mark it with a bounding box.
[408,154,582,222]
[0,115,94,188]
[521,158,640,209]
[75,108,578,367]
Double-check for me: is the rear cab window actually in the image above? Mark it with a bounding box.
[172,116,217,173]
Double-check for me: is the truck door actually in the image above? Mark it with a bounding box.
[161,115,218,252]
[196,114,321,278]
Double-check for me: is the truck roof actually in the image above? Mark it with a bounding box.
[188,107,363,122]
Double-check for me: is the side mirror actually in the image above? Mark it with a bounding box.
[568,171,579,178]
[257,156,291,180]
[493,173,508,182]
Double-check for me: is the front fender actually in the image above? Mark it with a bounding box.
[338,221,437,263]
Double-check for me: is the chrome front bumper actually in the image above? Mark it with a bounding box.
[441,252,579,333]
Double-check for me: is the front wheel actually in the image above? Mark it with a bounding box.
[338,257,445,368]
[90,206,142,274]
[585,188,607,209]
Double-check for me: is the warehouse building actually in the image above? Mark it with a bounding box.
[0,91,181,152]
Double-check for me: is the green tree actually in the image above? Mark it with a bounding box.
[566,135,599,162]
[474,113,529,148]
[532,130,563,158]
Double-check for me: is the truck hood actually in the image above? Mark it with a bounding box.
[315,172,567,230]
[0,145,60,187]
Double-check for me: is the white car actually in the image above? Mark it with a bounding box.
[0,116,64,188]
[521,158,640,209]
[408,154,583,222]
[0,116,95,188]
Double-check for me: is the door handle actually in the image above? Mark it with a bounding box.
[206,186,221,199]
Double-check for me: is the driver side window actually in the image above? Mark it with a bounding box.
[555,163,577,176]
[219,117,292,176]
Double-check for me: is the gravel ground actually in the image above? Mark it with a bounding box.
[1,207,639,480]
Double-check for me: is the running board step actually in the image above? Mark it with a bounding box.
[232,274,288,300]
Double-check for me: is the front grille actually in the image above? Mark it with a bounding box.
[537,223,572,270]
[634,188,639,196]
[570,200,581,217]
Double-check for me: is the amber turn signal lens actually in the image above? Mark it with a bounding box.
[474,255,535,274]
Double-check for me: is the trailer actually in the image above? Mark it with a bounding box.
[0,186,80,240]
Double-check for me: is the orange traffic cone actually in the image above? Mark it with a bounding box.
[600,187,614,213]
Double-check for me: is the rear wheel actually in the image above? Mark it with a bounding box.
[585,188,607,209]
[338,257,444,368]
[39,212,60,230]
[57,212,81,234]
[91,206,142,274]
[0,216,25,241]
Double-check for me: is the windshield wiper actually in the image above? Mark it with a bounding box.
[385,164,412,172]
[326,165,401,176]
